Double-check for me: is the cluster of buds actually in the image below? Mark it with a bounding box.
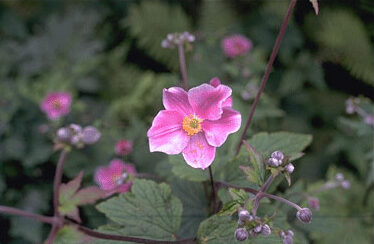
[161,31,195,49]
[345,97,374,126]
[335,173,351,189]
[280,230,294,244]
[234,210,272,241]
[267,151,294,174]
[56,124,101,148]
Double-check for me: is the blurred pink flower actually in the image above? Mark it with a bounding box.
[40,92,71,120]
[94,159,136,196]
[147,78,241,169]
[115,139,133,156]
[222,34,252,58]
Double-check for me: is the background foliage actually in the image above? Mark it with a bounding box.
[0,0,373,243]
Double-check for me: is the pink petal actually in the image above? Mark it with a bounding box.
[124,163,137,175]
[163,87,193,116]
[95,167,116,191]
[209,78,232,107]
[202,107,241,147]
[147,110,190,154]
[109,159,125,174]
[188,84,232,120]
[182,133,216,169]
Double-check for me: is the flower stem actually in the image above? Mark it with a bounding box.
[53,149,68,216]
[177,43,189,90]
[235,0,298,155]
[0,205,54,224]
[68,219,196,244]
[208,166,217,213]
[261,192,302,211]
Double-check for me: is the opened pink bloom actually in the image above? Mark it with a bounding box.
[222,34,252,58]
[94,159,136,196]
[115,139,133,156]
[147,78,241,169]
[40,92,72,120]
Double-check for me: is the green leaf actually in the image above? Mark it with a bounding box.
[217,200,241,216]
[54,226,87,244]
[96,179,182,240]
[169,155,210,182]
[197,215,240,244]
[248,131,313,160]
[124,1,191,71]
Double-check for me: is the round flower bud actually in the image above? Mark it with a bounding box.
[161,39,169,48]
[286,230,294,237]
[335,173,344,181]
[285,163,295,174]
[280,231,286,239]
[296,208,312,224]
[69,124,82,134]
[254,225,262,233]
[238,210,252,222]
[235,228,248,241]
[345,99,355,114]
[57,127,71,142]
[261,224,271,236]
[267,157,280,167]
[341,180,351,189]
[308,197,320,211]
[271,151,284,161]
[283,235,293,244]
[81,126,101,145]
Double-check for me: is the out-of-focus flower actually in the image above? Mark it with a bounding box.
[81,126,101,145]
[147,78,241,169]
[222,34,252,58]
[308,197,320,211]
[94,159,137,196]
[341,180,351,189]
[40,92,71,120]
[115,139,133,156]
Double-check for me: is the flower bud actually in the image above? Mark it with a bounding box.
[253,225,262,233]
[341,180,350,189]
[235,228,248,241]
[308,197,320,211]
[280,231,286,239]
[267,157,280,167]
[57,127,71,141]
[335,173,344,181]
[69,124,82,134]
[81,126,101,145]
[286,230,294,237]
[238,210,252,222]
[285,163,294,174]
[161,39,169,48]
[261,224,271,236]
[345,99,355,114]
[364,115,374,126]
[271,151,284,161]
[296,208,312,224]
[283,235,293,244]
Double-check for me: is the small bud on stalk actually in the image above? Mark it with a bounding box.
[296,208,312,223]
[235,228,248,241]
[261,224,271,236]
[271,151,284,161]
[267,157,280,167]
[238,210,252,222]
[285,163,294,174]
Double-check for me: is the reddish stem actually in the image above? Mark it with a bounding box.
[208,166,217,213]
[53,149,68,216]
[235,0,298,155]
[0,206,54,224]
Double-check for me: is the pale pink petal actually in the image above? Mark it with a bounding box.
[147,110,190,154]
[188,84,231,120]
[95,168,116,191]
[202,107,241,147]
[182,133,216,169]
[163,87,193,116]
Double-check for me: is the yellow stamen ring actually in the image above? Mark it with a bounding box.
[182,115,203,136]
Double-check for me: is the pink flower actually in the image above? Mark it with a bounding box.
[40,92,72,120]
[147,78,241,169]
[221,34,252,58]
[94,159,137,196]
[115,139,133,156]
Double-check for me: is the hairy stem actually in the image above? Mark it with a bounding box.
[177,43,189,90]
[261,192,302,211]
[235,0,298,155]
[53,149,68,216]
[67,220,196,244]
[208,166,217,213]
[0,206,54,224]
[251,174,277,215]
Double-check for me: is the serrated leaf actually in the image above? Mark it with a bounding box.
[197,215,241,244]
[124,1,191,71]
[217,200,241,216]
[248,131,312,160]
[228,188,247,202]
[60,171,83,204]
[54,226,88,244]
[169,155,210,182]
[96,179,182,241]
